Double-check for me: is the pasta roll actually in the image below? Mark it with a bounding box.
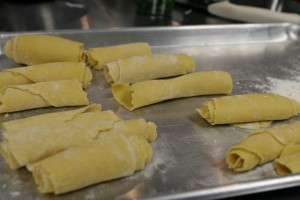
[103,54,196,84]
[1,120,114,169]
[5,35,85,65]
[2,104,121,132]
[226,121,300,172]
[87,42,152,69]
[28,133,153,194]
[0,80,89,113]
[274,145,300,175]
[1,117,157,170]
[112,71,232,111]
[197,94,300,125]
[0,62,92,89]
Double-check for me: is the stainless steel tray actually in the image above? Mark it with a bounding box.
[1,23,300,200]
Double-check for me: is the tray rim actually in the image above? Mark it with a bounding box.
[147,174,300,200]
[0,22,298,36]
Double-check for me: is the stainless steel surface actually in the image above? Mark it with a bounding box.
[1,23,300,200]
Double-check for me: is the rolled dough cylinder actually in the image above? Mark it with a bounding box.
[112,71,233,111]
[1,120,114,169]
[274,145,300,175]
[87,43,152,69]
[0,80,89,113]
[103,54,196,84]
[5,35,85,65]
[226,121,300,172]
[28,133,153,194]
[0,62,92,89]
[2,104,121,132]
[197,94,300,125]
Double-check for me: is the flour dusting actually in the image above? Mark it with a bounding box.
[254,76,300,102]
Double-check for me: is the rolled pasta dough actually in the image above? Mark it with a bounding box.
[0,62,92,89]
[103,54,196,84]
[112,71,233,111]
[1,120,114,169]
[87,43,152,69]
[198,94,300,125]
[274,145,300,175]
[226,121,300,172]
[2,104,121,132]
[0,80,89,113]
[5,35,85,65]
[28,133,153,194]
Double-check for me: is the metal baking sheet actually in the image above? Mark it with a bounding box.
[1,23,300,200]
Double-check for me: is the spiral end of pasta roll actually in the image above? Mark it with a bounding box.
[82,66,93,88]
[78,45,86,62]
[5,39,14,59]
[127,135,153,171]
[111,83,135,111]
[146,122,158,142]
[274,145,300,175]
[103,61,118,84]
[177,54,196,73]
[31,165,55,194]
[86,49,99,69]
[274,159,292,175]
[226,149,260,172]
[0,140,21,170]
[274,152,300,176]
[196,101,215,125]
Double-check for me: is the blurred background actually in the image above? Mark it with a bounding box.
[1,0,300,32]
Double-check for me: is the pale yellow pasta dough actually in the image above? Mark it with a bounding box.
[87,42,152,69]
[280,144,300,156]
[0,80,89,113]
[103,119,157,142]
[274,145,300,175]
[112,71,232,111]
[1,120,114,169]
[1,116,157,170]
[103,54,196,84]
[2,104,121,132]
[0,62,92,89]
[5,35,85,65]
[28,133,152,194]
[197,94,300,125]
[233,121,273,130]
[226,121,300,172]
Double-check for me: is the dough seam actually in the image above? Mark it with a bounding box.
[4,70,33,83]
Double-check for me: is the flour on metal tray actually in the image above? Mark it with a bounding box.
[262,76,300,102]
